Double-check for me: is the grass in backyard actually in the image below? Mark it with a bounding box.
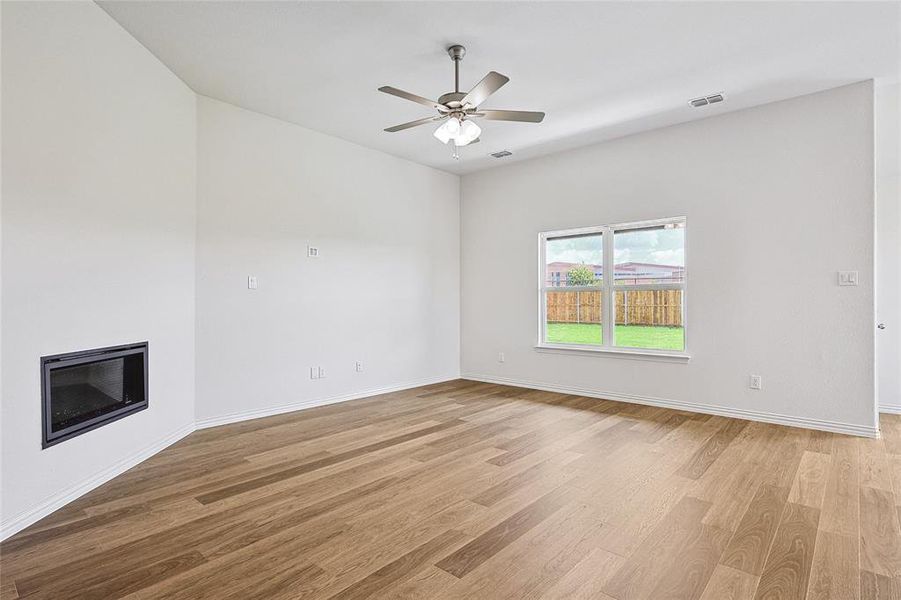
[545,322,684,351]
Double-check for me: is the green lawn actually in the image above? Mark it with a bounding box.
[546,323,684,351]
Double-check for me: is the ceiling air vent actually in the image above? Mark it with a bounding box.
[490,150,513,158]
[689,93,725,108]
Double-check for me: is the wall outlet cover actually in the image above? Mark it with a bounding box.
[838,271,858,286]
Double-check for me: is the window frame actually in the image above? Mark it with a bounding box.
[537,216,689,361]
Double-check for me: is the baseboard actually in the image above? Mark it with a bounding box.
[0,422,195,542]
[194,374,460,430]
[462,373,879,438]
[880,404,901,415]
[7,371,869,542]
[0,375,459,542]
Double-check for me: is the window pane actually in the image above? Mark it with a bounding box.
[545,232,603,287]
[614,289,683,350]
[545,290,602,345]
[614,222,684,284]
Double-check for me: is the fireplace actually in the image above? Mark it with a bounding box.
[41,342,149,448]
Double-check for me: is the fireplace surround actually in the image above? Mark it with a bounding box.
[41,342,149,448]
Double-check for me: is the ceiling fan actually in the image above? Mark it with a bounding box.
[378,45,545,157]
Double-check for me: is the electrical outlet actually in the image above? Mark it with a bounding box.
[838,271,858,286]
[498,352,505,363]
[355,361,363,372]
[318,366,325,378]
[307,246,320,258]
[247,275,258,290]
[749,375,762,390]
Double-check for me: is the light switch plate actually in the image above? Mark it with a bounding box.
[247,275,258,290]
[838,271,858,286]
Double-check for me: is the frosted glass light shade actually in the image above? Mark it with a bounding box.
[433,121,452,144]
[455,120,481,146]
[434,117,480,146]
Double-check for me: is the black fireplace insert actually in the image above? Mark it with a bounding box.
[41,342,149,448]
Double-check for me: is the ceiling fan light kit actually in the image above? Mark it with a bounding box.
[434,118,481,146]
[379,44,545,157]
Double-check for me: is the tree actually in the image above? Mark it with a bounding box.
[567,264,597,286]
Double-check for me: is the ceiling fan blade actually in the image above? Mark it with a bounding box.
[461,72,509,108]
[384,115,444,133]
[475,109,545,123]
[378,86,445,111]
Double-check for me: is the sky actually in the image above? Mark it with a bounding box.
[546,227,685,267]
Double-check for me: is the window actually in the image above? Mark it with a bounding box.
[539,217,686,355]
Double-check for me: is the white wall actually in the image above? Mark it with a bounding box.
[194,97,460,424]
[876,81,901,412]
[0,0,886,544]
[1,2,197,535]
[461,82,877,435]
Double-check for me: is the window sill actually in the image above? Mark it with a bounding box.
[534,343,691,362]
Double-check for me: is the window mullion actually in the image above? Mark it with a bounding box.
[602,227,614,346]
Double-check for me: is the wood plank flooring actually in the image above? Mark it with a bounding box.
[2,379,900,599]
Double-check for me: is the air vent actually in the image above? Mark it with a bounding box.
[490,150,513,158]
[689,93,726,108]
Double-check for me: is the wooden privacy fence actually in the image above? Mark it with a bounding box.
[546,289,683,327]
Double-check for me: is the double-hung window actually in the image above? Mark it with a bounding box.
[539,217,687,356]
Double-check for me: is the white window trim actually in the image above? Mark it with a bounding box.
[537,216,690,360]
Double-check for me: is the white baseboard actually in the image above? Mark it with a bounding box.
[194,374,459,430]
[0,422,195,542]
[1,374,460,543]
[6,370,872,543]
[462,373,879,438]
[880,404,901,415]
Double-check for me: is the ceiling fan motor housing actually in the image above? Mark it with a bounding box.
[438,91,467,110]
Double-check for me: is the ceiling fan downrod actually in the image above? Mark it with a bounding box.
[448,44,466,94]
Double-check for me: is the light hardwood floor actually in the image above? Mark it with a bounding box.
[2,379,900,599]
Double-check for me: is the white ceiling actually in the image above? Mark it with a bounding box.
[98,1,899,175]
